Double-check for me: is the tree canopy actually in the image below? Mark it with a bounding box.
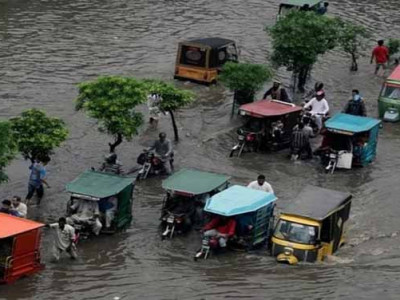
[76,76,148,152]
[10,109,68,162]
[0,121,16,183]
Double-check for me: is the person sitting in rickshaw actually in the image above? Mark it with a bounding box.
[202,215,237,248]
[68,199,102,236]
[262,80,291,103]
[303,90,329,130]
[99,196,118,230]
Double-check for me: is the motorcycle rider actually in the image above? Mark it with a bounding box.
[148,132,173,175]
[303,81,324,102]
[342,89,367,116]
[303,90,329,131]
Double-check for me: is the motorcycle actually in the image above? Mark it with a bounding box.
[229,128,258,158]
[136,150,173,180]
[324,150,338,174]
[194,236,220,260]
[161,211,186,239]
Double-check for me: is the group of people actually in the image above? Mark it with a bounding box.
[0,196,27,218]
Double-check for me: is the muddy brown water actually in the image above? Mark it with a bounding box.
[1,0,400,299]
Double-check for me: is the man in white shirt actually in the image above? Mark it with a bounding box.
[68,199,102,235]
[247,175,274,194]
[11,196,27,218]
[303,90,329,130]
[47,217,77,262]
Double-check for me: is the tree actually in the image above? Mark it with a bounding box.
[76,76,148,152]
[388,38,400,56]
[337,20,370,71]
[0,121,16,183]
[268,11,340,91]
[143,79,195,141]
[9,109,68,163]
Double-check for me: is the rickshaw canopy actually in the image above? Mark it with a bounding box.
[325,113,381,135]
[65,170,135,199]
[185,37,235,49]
[388,65,400,83]
[282,185,351,221]
[239,100,302,118]
[204,185,276,216]
[280,0,322,7]
[0,213,44,238]
[162,169,230,196]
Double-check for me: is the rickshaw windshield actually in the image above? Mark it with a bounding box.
[382,84,400,100]
[274,219,317,245]
[180,45,207,67]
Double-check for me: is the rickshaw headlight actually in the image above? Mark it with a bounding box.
[283,247,293,256]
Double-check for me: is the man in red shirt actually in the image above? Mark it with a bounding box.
[203,216,236,247]
[371,40,389,75]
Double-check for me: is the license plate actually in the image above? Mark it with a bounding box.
[330,154,336,158]
[167,216,175,223]
[238,135,245,141]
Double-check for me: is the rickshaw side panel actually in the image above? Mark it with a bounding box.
[252,203,275,246]
[360,125,379,166]
[115,184,134,229]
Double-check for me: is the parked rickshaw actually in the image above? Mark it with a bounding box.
[230,100,302,157]
[174,37,239,84]
[194,185,276,260]
[272,185,351,264]
[277,0,324,20]
[65,170,135,236]
[0,213,44,284]
[316,113,381,174]
[160,169,230,239]
[378,65,400,122]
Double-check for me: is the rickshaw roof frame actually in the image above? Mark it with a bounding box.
[279,0,322,8]
[65,170,135,199]
[204,185,277,216]
[0,213,44,239]
[325,113,381,134]
[183,37,236,50]
[281,185,352,221]
[239,100,302,118]
[388,65,400,82]
[162,169,230,196]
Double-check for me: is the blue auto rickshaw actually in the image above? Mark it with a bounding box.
[317,113,381,174]
[194,185,276,260]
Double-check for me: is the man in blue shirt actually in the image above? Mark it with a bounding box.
[0,199,19,216]
[25,157,51,205]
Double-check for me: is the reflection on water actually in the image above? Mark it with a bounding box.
[0,0,400,298]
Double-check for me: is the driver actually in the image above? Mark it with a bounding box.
[148,132,173,175]
[303,90,329,130]
[68,199,102,235]
[202,215,236,248]
[262,80,291,103]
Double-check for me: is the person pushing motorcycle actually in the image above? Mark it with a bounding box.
[148,132,173,175]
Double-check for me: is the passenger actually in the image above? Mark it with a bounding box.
[262,80,291,103]
[371,40,389,75]
[46,217,77,262]
[68,199,102,236]
[291,123,313,159]
[25,156,51,205]
[100,153,123,175]
[99,196,118,229]
[203,216,236,248]
[247,175,274,194]
[148,132,173,175]
[0,199,19,216]
[11,196,27,218]
[316,2,329,15]
[303,90,329,130]
[343,89,367,116]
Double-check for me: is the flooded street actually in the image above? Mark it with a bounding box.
[1,0,400,298]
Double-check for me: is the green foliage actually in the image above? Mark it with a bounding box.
[10,109,68,162]
[143,79,195,112]
[0,121,16,183]
[388,38,400,56]
[268,11,340,70]
[218,62,274,92]
[76,76,147,150]
[337,21,369,58]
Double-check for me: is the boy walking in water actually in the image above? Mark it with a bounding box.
[371,40,389,75]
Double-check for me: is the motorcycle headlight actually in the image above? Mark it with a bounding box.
[283,247,293,256]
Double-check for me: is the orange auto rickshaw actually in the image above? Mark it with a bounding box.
[0,213,45,284]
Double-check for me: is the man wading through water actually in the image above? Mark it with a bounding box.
[263,80,291,103]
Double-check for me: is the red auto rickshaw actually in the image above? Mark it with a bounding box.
[0,213,45,284]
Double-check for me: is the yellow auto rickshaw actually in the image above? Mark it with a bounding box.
[174,37,238,84]
[271,185,352,264]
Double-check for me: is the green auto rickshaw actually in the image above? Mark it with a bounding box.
[277,0,325,20]
[378,65,400,122]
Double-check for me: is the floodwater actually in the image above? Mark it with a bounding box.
[1,0,400,299]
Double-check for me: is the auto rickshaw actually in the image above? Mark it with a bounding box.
[378,65,400,122]
[316,113,381,174]
[174,37,239,84]
[271,185,352,264]
[194,185,276,260]
[230,100,302,157]
[0,213,44,284]
[277,0,324,20]
[65,170,136,235]
[160,169,230,239]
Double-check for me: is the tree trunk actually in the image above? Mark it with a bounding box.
[351,53,358,71]
[109,133,123,153]
[169,109,179,142]
[297,66,310,92]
